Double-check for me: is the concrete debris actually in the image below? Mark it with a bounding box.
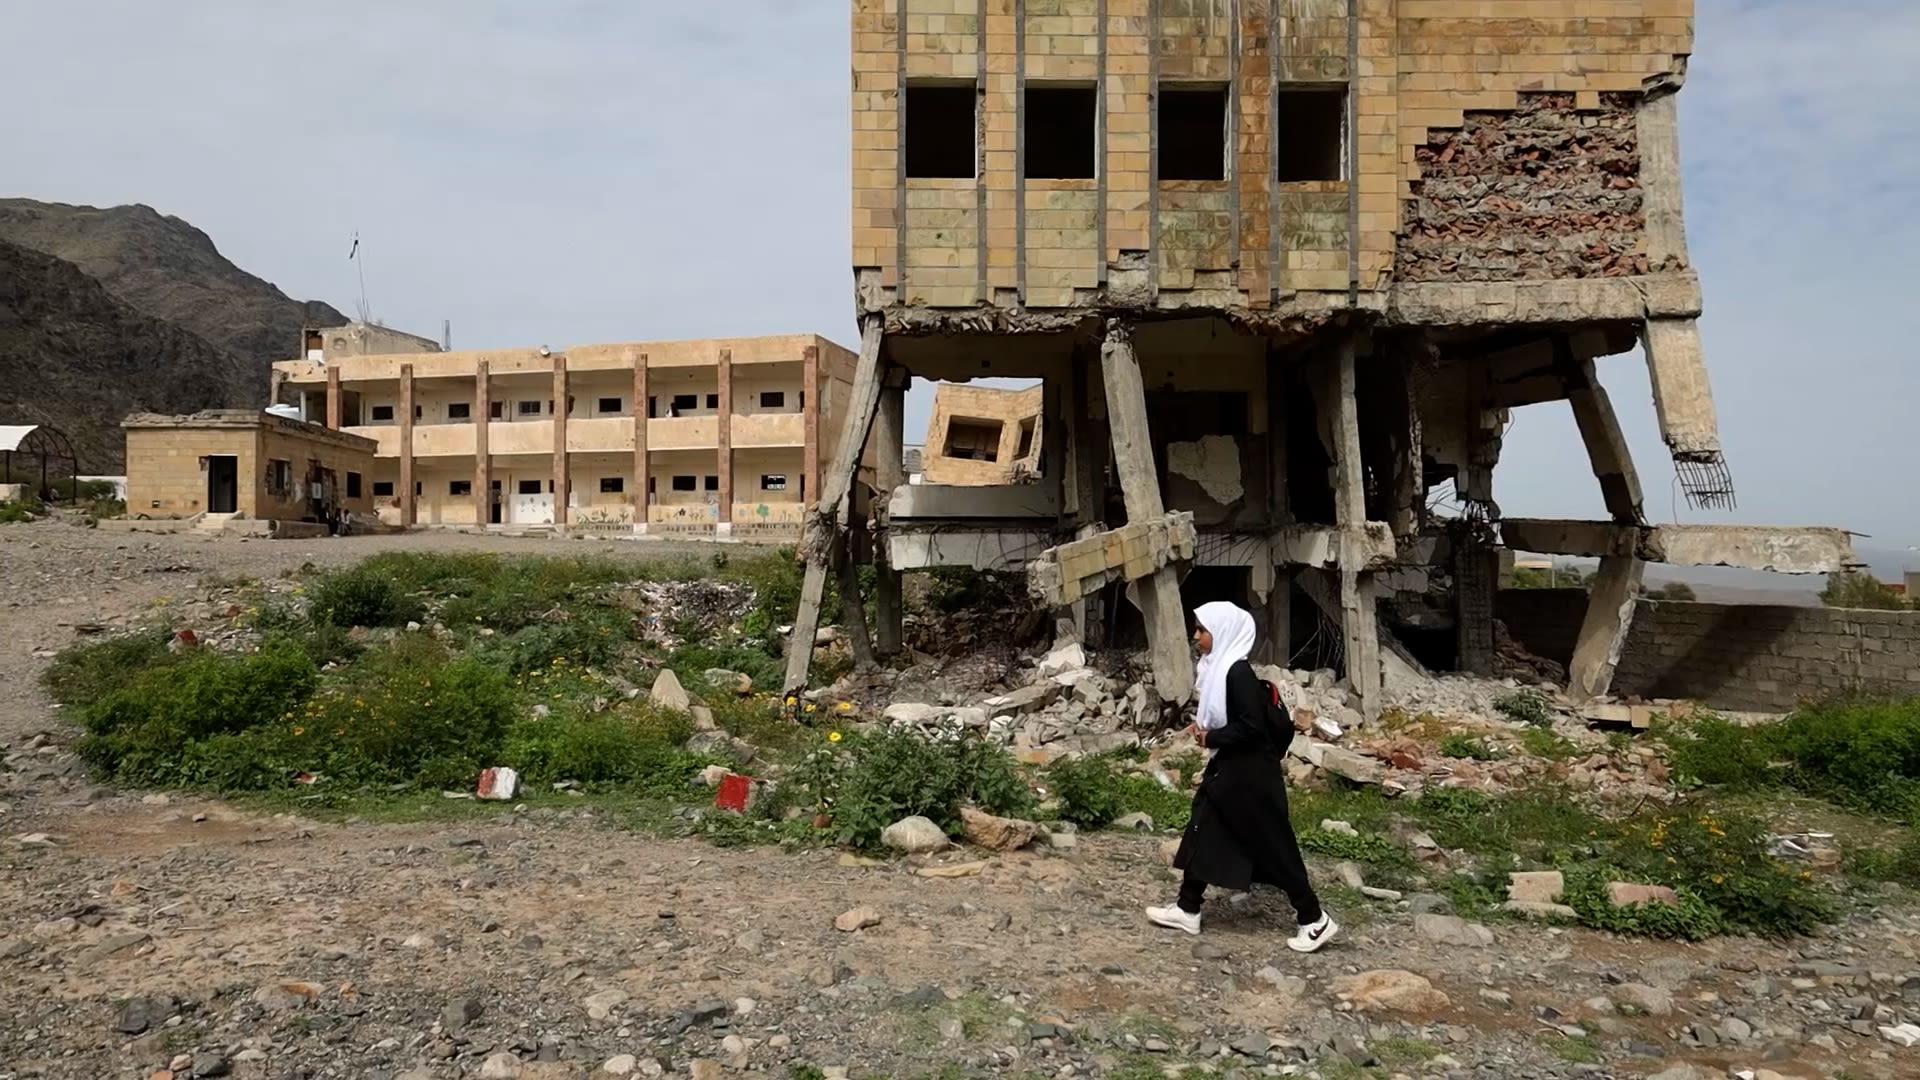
[959,807,1039,852]
[649,669,692,711]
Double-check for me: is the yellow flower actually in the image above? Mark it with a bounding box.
[1711,874,1725,884]
[828,731,843,743]
[836,702,853,712]
[292,726,305,736]
[805,703,818,713]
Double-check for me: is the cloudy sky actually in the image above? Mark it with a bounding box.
[4,1,1915,548]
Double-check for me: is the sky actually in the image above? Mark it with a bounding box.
[3,0,1916,548]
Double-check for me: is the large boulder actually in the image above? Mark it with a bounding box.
[650,669,692,711]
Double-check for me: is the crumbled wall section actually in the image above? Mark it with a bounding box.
[1498,590,1920,713]
[1397,93,1667,283]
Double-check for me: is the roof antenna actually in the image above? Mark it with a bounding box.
[348,231,370,323]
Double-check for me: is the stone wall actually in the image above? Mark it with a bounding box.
[1497,590,1920,712]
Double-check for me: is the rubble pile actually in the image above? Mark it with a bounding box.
[624,579,758,649]
[1398,91,1658,282]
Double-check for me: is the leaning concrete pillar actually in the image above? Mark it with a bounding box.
[1100,319,1193,705]
[872,378,906,658]
[1569,554,1645,702]
[1327,334,1381,715]
[1556,338,1645,525]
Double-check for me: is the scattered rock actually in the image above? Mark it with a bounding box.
[480,1053,523,1079]
[1111,811,1153,832]
[649,669,691,711]
[441,994,484,1032]
[1413,913,1493,947]
[1503,899,1578,920]
[1255,966,1306,996]
[1611,983,1674,1017]
[834,908,881,933]
[583,987,629,1020]
[252,980,322,1011]
[916,860,987,879]
[603,1055,637,1076]
[960,806,1039,851]
[1329,969,1451,1012]
[880,816,950,855]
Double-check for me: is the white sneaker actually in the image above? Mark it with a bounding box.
[1145,904,1202,936]
[1286,912,1338,953]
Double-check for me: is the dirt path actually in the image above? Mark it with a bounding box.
[1,522,1914,1080]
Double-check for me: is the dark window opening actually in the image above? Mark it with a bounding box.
[906,84,977,179]
[517,400,542,417]
[373,481,395,497]
[414,481,422,496]
[1014,416,1036,459]
[567,396,575,415]
[1158,84,1229,181]
[370,404,394,422]
[266,459,292,494]
[599,477,625,494]
[704,475,720,492]
[598,397,622,414]
[945,417,1003,462]
[447,402,471,420]
[517,479,542,495]
[1276,87,1346,182]
[648,396,658,418]
[488,401,504,420]
[449,480,473,496]
[705,393,719,410]
[413,405,423,420]
[647,476,657,495]
[1026,85,1098,179]
[761,474,788,491]
[671,393,698,413]
[671,475,697,492]
[759,391,786,409]
[346,472,362,498]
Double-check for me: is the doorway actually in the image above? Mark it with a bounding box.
[488,480,503,525]
[206,455,238,514]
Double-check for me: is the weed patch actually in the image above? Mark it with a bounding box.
[1044,754,1190,831]
[786,730,1035,849]
[1438,734,1503,761]
[42,630,175,706]
[1664,698,1920,824]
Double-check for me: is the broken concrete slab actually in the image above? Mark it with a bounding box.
[1026,511,1197,607]
[1502,519,1856,576]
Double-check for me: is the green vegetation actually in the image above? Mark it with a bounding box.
[1043,753,1190,831]
[1438,733,1503,761]
[1494,688,1553,727]
[1664,698,1920,824]
[0,495,44,523]
[1820,570,1910,611]
[778,729,1035,849]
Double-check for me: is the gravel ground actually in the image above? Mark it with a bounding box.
[2,520,1918,1080]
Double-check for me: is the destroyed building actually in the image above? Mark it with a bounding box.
[920,382,1045,485]
[776,0,1856,713]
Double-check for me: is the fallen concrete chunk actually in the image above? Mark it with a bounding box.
[1413,913,1493,947]
[1036,643,1086,678]
[1507,870,1566,905]
[1317,747,1384,785]
[1606,882,1680,908]
[1503,900,1578,920]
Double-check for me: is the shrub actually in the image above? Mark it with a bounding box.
[1562,865,1724,940]
[1494,689,1553,727]
[478,607,634,674]
[1820,571,1909,611]
[1044,755,1133,828]
[666,640,785,697]
[1518,727,1582,761]
[792,729,1035,849]
[1664,698,1920,823]
[0,496,45,523]
[1606,805,1833,937]
[43,630,175,706]
[74,643,318,787]
[308,566,422,629]
[1297,826,1408,866]
[1664,713,1780,792]
[289,641,516,789]
[1845,833,1920,889]
[503,703,700,793]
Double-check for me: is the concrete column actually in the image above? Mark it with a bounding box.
[632,351,648,531]
[872,379,906,658]
[1100,319,1194,705]
[475,360,491,529]
[551,354,569,526]
[1327,335,1381,715]
[802,344,820,509]
[717,347,733,527]
[783,316,886,696]
[1453,525,1497,676]
[1556,338,1645,525]
[326,367,342,429]
[1569,554,1645,702]
[1260,569,1293,667]
[398,363,416,528]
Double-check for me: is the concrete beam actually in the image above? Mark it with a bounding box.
[889,482,1059,520]
[1388,274,1702,327]
[1026,511,1196,607]
[1273,523,1396,569]
[1502,519,1856,576]
[1653,525,1857,576]
[889,529,1060,572]
[1556,339,1645,525]
[872,380,906,658]
[1325,335,1382,717]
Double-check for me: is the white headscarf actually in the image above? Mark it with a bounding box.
[1193,601,1258,731]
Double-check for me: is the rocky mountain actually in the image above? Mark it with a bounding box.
[0,238,255,471]
[0,199,348,371]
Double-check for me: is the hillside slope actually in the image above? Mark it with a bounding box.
[0,198,347,369]
[0,238,254,471]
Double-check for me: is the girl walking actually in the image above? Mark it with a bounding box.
[1146,601,1337,951]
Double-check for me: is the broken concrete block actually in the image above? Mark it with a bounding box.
[985,684,1054,714]
[882,703,944,726]
[960,807,1039,852]
[1506,870,1566,905]
[1413,913,1494,947]
[1317,747,1384,785]
[1037,643,1086,678]
[1503,900,1578,920]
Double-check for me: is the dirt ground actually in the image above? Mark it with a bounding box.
[2,520,1916,1080]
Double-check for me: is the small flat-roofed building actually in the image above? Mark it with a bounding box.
[124,409,377,526]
